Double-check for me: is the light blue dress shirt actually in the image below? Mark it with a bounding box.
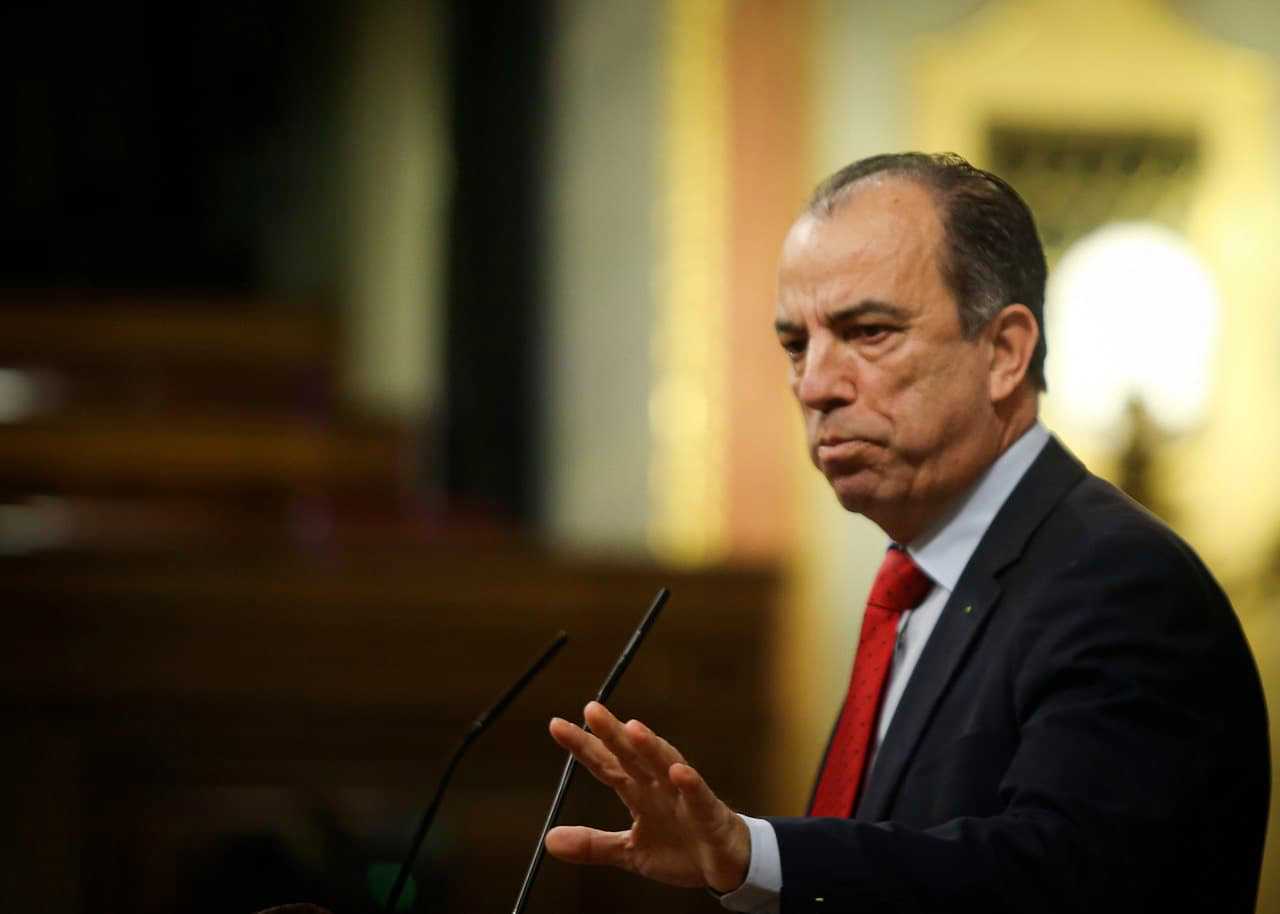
[720,423,1051,913]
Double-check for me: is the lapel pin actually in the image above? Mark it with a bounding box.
[963,604,973,615]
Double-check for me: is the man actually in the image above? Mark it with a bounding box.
[545,153,1269,912]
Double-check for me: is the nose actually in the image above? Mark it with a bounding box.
[794,337,854,413]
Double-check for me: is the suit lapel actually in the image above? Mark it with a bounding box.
[854,437,1087,821]
[854,576,1001,821]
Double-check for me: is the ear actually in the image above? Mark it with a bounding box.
[986,303,1038,402]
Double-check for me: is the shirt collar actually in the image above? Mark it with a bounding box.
[903,422,1050,592]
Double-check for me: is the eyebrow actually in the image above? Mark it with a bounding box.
[774,299,911,335]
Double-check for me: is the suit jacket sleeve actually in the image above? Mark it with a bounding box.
[767,519,1268,914]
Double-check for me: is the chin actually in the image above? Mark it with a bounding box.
[826,465,907,518]
[835,493,876,517]
[829,476,882,515]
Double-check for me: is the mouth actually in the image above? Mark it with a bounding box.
[815,438,879,465]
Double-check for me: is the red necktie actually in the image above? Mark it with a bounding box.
[809,546,933,818]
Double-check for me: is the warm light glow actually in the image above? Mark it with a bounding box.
[1046,221,1220,436]
[0,368,47,423]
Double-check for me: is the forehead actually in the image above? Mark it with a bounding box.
[777,175,948,317]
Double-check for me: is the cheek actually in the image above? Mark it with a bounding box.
[869,359,927,421]
[929,360,989,432]
[883,354,983,444]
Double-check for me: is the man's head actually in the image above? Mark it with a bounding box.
[775,152,1045,542]
[809,152,1048,390]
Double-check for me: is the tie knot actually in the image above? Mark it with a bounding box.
[868,547,933,613]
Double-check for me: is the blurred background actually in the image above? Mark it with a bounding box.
[2,0,1279,911]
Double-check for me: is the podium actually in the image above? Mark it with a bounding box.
[1,547,779,913]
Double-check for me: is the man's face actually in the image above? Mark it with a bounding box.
[775,176,1000,540]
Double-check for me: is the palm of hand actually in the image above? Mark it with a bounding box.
[621,766,723,887]
[545,702,750,893]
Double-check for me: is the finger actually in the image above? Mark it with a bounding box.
[625,718,687,775]
[549,717,629,790]
[545,825,631,869]
[669,763,750,892]
[584,702,660,782]
[669,762,726,823]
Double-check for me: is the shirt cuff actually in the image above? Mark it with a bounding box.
[718,815,781,913]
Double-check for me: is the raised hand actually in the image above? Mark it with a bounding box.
[544,701,750,893]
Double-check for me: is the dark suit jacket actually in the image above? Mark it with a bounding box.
[769,437,1269,913]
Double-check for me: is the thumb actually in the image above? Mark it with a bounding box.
[545,825,631,868]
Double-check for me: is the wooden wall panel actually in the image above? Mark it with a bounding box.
[2,548,779,914]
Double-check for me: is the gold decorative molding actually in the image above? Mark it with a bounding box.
[649,0,730,565]
[914,0,1280,586]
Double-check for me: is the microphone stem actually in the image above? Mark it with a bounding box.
[511,755,578,914]
[509,588,670,914]
[385,631,568,912]
[385,724,478,912]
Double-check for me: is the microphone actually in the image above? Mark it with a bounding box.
[510,588,671,914]
[383,630,570,912]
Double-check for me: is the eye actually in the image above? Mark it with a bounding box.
[778,336,807,360]
[847,323,893,342]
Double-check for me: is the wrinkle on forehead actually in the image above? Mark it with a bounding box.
[777,177,947,320]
